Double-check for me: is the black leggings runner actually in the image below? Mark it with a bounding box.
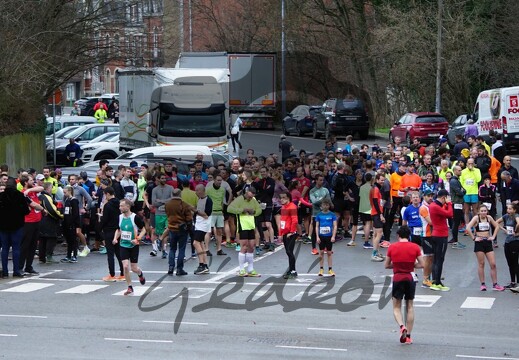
[504,241,519,283]
[283,233,298,272]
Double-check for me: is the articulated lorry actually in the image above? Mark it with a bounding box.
[176,52,276,129]
[118,68,229,151]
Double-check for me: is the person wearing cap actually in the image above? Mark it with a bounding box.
[64,137,82,167]
[428,189,453,291]
[165,188,194,276]
[279,135,294,163]
[35,174,45,187]
[227,186,262,277]
[460,157,481,230]
[94,105,107,123]
[400,163,422,197]
[479,174,497,222]
[449,165,467,250]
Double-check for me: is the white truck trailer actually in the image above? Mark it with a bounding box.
[118,68,230,151]
[176,52,276,129]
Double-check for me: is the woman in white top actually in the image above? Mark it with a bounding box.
[230,116,243,152]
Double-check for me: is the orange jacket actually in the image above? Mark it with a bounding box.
[400,173,422,195]
[489,156,501,184]
[390,172,404,198]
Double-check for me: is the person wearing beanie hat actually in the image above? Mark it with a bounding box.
[279,135,294,163]
[478,173,497,220]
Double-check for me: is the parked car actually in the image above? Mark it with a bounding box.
[446,114,470,146]
[74,95,118,117]
[389,112,449,146]
[312,98,369,140]
[46,126,81,144]
[81,132,122,162]
[45,115,96,136]
[282,105,321,137]
[46,123,119,164]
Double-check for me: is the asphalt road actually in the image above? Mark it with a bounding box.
[1,131,518,360]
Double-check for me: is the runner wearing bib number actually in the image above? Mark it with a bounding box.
[460,159,481,230]
[315,199,337,277]
[402,192,422,246]
[114,199,146,296]
[278,192,298,279]
[465,204,504,291]
[496,204,519,289]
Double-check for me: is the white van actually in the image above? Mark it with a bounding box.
[45,115,96,136]
[117,145,231,165]
[473,86,519,147]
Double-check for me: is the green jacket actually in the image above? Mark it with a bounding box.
[227,195,262,217]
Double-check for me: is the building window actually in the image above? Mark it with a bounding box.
[105,69,111,93]
[115,34,120,57]
[130,3,138,23]
[105,34,110,55]
[66,83,75,101]
[153,27,158,58]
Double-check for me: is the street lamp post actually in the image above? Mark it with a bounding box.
[281,0,286,118]
[435,0,443,113]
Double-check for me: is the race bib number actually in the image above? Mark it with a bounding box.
[397,191,405,197]
[320,226,331,235]
[413,227,422,236]
[280,221,286,229]
[506,226,514,235]
[454,203,463,210]
[121,231,132,241]
[479,222,490,231]
[483,202,492,210]
[64,207,70,215]
[465,179,474,186]
[124,192,134,201]
[69,152,75,158]
[260,202,267,210]
[411,272,419,282]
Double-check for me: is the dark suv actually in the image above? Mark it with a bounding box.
[313,98,369,140]
[75,96,116,116]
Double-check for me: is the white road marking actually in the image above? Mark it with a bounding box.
[307,327,371,333]
[6,270,62,285]
[170,287,213,299]
[414,295,442,307]
[207,245,285,283]
[456,356,519,360]
[275,345,347,352]
[112,286,162,296]
[460,297,495,309]
[0,334,17,337]
[143,320,208,326]
[104,338,173,343]
[0,314,47,319]
[56,284,109,294]
[1,283,54,293]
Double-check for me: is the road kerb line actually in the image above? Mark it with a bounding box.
[456,356,519,360]
[104,338,173,343]
[275,345,347,352]
[307,327,371,333]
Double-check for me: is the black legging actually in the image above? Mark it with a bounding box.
[451,208,464,242]
[103,229,123,277]
[283,233,297,272]
[20,222,39,272]
[39,236,57,262]
[231,133,242,151]
[386,196,403,238]
[504,240,519,283]
[431,236,448,285]
[63,228,78,259]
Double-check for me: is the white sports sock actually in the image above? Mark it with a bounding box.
[238,253,246,270]
[152,242,158,252]
[246,253,254,272]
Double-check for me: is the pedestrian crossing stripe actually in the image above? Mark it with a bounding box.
[1,283,54,293]
[460,297,495,309]
[56,285,109,294]
[112,286,163,296]
[0,282,503,310]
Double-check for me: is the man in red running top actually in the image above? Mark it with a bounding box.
[385,225,424,345]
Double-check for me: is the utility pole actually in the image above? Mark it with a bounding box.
[435,0,443,113]
[281,0,286,118]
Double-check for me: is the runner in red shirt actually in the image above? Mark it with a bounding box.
[385,225,424,345]
[278,191,299,279]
